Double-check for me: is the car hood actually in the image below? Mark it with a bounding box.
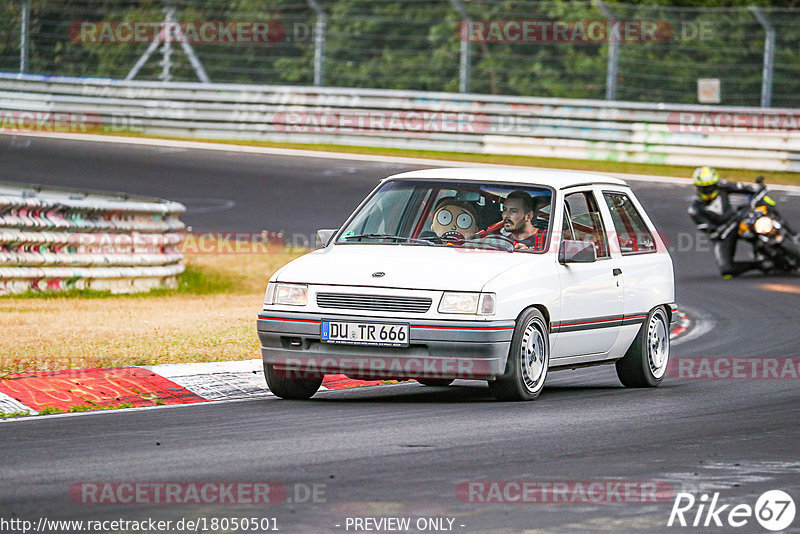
[274,244,541,291]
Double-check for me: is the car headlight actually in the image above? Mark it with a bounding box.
[438,292,495,315]
[754,216,775,235]
[266,283,308,306]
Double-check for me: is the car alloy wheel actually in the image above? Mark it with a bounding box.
[647,308,669,380]
[489,308,549,401]
[520,320,547,393]
[616,306,669,387]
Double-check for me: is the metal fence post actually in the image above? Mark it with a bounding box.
[750,7,775,108]
[448,0,470,93]
[127,1,209,83]
[159,5,175,82]
[307,0,326,87]
[595,1,618,101]
[20,0,30,74]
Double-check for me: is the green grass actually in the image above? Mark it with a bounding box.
[107,131,800,187]
[67,402,133,413]
[1,264,237,300]
[151,264,237,296]
[67,404,94,412]
[37,406,64,415]
[0,410,34,418]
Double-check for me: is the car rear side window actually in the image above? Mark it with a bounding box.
[563,191,610,259]
[602,192,657,254]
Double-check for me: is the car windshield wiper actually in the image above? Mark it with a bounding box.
[343,233,435,245]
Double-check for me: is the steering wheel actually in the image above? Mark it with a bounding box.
[478,232,516,251]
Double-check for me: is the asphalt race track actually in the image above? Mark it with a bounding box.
[2,135,800,533]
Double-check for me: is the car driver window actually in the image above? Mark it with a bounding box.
[602,192,657,254]
[563,191,610,259]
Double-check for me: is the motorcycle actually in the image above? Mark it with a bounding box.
[713,177,800,274]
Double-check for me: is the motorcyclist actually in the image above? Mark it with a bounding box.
[688,166,764,277]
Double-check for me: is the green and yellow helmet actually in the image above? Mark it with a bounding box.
[693,166,719,201]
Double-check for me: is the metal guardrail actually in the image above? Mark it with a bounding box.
[0,180,185,295]
[1,74,799,172]
[6,1,800,107]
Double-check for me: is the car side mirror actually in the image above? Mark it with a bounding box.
[316,229,337,248]
[559,239,597,264]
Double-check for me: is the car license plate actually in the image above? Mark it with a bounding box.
[321,321,409,347]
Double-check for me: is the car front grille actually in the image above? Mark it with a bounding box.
[316,293,432,313]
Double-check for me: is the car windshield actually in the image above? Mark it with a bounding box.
[336,179,554,253]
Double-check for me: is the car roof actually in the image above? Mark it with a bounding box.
[385,167,628,189]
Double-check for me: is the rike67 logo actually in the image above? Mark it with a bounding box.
[668,490,796,531]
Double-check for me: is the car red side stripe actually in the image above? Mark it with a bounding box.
[410,325,514,331]
[258,316,512,331]
[258,316,321,324]
[553,313,648,328]
[556,316,622,327]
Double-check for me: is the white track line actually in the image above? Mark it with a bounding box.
[0,391,37,416]
[0,395,275,424]
[671,305,714,346]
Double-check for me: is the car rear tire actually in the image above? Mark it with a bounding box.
[264,362,323,399]
[416,378,454,387]
[488,308,549,401]
[615,307,669,387]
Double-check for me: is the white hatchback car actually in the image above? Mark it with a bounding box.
[257,168,676,401]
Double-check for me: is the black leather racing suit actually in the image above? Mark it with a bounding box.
[688,179,762,276]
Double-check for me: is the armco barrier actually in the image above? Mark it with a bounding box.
[1,73,799,171]
[0,181,185,295]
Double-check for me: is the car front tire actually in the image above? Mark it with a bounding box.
[488,308,549,401]
[264,362,323,399]
[616,306,670,387]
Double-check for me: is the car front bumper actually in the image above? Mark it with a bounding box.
[256,311,515,380]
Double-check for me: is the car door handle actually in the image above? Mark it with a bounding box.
[613,268,622,276]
